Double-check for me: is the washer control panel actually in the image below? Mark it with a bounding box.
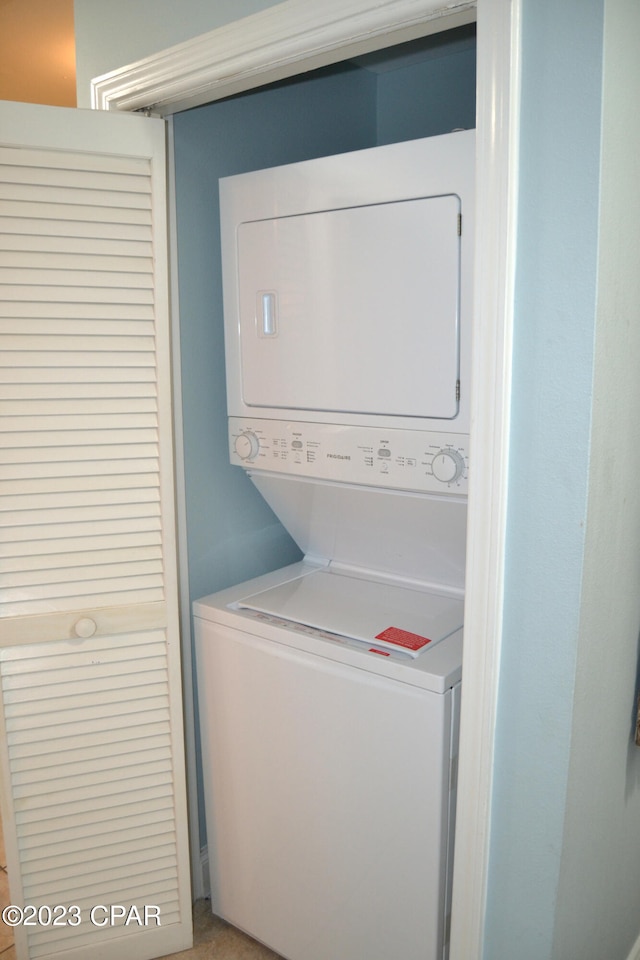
[229,417,469,495]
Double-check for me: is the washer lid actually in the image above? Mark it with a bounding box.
[235,568,463,658]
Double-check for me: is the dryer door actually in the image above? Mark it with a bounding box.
[236,193,461,420]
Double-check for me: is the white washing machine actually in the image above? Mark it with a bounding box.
[195,131,474,960]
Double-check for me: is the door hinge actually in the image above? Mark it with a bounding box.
[456,380,460,402]
[457,213,462,236]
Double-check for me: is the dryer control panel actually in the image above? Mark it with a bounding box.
[229,417,469,495]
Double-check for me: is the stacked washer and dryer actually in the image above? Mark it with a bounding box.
[195,130,474,960]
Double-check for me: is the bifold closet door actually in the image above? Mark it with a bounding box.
[0,100,191,960]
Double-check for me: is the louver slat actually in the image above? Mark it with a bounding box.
[0,302,155,319]
[2,286,154,304]
[2,251,154,272]
[0,235,153,257]
[0,145,151,176]
[0,216,152,241]
[0,184,152,210]
[4,270,154,288]
[0,346,154,366]
[0,148,167,618]
[0,200,153,225]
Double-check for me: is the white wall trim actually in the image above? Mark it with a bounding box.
[90,1,520,954]
[449,1,520,956]
[626,929,640,960]
[91,0,476,115]
[165,115,205,902]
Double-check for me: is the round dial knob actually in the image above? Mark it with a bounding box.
[234,430,261,461]
[431,448,465,484]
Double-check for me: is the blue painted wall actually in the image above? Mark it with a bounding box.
[550,1,640,956]
[376,34,476,143]
[483,2,604,957]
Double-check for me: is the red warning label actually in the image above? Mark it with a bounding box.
[375,626,432,652]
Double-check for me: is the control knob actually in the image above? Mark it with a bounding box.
[234,430,261,461]
[431,448,465,484]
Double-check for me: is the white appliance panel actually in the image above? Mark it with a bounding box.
[229,418,469,495]
[196,609,457,960]
[221,131,475,433]
[249,472,468,592]
[237,194,461,419]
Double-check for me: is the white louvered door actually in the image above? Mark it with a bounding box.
[0,101,192,960]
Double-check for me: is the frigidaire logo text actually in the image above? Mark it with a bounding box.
[326,453,351,460]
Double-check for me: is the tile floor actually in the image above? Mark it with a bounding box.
[0,811,282,960]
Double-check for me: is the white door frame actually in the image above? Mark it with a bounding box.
[91,1,521,955]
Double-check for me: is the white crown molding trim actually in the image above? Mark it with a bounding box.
[91,0,476,115]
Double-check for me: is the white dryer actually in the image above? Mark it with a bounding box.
[195,131,474,960]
